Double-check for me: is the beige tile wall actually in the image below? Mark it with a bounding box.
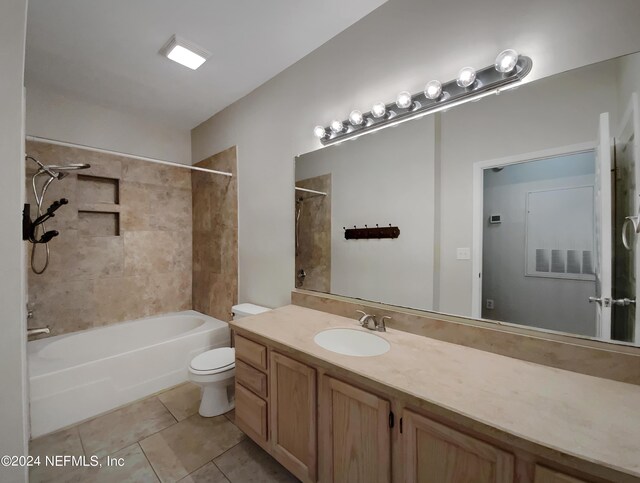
[26,141,193,337]
[295,174,331,292]
[192,146,238,321]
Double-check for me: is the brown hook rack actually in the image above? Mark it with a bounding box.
[343,224,400,240]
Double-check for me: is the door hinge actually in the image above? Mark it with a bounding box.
[400,417,403,434]
[389,411,395,428]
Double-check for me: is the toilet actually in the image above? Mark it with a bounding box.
[189,303,271,417]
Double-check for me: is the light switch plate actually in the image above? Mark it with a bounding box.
[456,248,471,260]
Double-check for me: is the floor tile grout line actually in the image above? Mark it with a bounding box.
[212,436,246,463]
[137,441,163,483]
[211,458,233,483]
[156,395,180,424]
[75,425,89,460]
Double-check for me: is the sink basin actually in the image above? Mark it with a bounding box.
[313,328,390,357]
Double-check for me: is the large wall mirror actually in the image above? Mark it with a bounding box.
[295,51,640,347]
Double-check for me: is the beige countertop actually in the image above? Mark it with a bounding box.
[230,305,640,479]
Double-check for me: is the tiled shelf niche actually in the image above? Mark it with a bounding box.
[77,175,120,236]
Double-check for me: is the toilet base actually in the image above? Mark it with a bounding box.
[198,383,235,417]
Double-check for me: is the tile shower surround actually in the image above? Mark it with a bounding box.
[295,174,331,293]
[192,146,239,322]
[26,141,238,337]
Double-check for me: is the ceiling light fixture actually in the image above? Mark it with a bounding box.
[313,49,532,146]
[160,35,210,70]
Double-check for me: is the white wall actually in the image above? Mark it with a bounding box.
[26,84,192,164]
[0,0,29,481]
[191,0,640,309]
[296,116,435,310]
[482,153,596,335]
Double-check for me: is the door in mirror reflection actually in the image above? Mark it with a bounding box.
[479,150,597,337]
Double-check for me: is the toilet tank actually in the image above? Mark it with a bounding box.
[232,303,271,320]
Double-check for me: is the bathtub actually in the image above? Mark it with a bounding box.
[28,310,230,437]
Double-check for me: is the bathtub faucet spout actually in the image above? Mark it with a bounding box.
[28,327,50,336]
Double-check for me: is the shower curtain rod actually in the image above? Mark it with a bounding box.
[295,186,327,196]
[26,136,233,177]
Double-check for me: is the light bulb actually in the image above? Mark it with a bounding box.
[424,80,442,100]
[313,126,327,139]
[456,67,476,88]
[330,120,345,134]
[396,91,413,109]
[371,102,386,118]
[349,110,364,126]
[495,49,519,73]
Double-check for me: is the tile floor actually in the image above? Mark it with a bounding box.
[29,383,299,483]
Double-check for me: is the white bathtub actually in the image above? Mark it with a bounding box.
[28,310,230,437]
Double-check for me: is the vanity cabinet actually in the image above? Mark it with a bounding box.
[270,352,317,483]
[402,409,514,483]
[232,325,618,483]
[318,376,391,483]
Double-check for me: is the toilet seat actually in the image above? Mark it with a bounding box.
[189,347,235,375]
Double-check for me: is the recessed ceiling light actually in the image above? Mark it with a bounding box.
[160,35,210,70]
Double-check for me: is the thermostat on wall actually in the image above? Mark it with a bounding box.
[489,214,502,224]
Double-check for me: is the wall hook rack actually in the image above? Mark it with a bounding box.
[343,224,400,240]
[22,199,68,244]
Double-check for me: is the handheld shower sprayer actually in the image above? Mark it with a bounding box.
[24,155,91,274]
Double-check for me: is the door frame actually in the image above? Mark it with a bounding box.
[616,92,640,344]
[471,142,596,318]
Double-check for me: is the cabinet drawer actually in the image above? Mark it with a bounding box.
[235,383,268,443]
[236,359,268,398]
[235,334,267,371]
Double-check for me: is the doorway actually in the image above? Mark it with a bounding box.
[471,143,598,336]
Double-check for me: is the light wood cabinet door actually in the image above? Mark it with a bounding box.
[319,376,391,483]
[534,465,588,483]
[270,352,317,483]
[403,409,514,483]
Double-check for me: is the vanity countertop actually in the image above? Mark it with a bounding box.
[230,304,640,479]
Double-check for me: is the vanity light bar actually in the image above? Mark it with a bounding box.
[314,50,532,146]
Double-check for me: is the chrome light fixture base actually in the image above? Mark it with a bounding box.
[318,55,532,146]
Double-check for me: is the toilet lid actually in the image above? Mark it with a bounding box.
[190,347,235,373]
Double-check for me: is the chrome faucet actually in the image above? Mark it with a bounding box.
[27,327,50,336]
[356,311,389,332]
[356,310,377,330]
[376,316,391,332]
